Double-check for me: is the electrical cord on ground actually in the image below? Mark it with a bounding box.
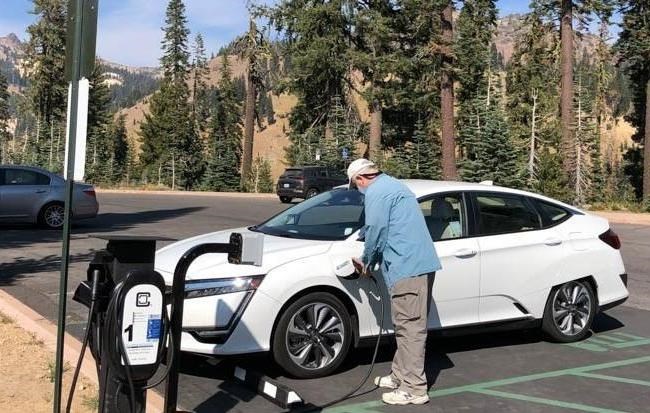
[65,270,101,413]
[295,274,386,412]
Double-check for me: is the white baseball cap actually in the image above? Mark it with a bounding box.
[347,158,377,184]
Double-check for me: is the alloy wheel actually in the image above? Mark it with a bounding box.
[286,302,345,370]
[44,204,65,228]
[551,282,592,336]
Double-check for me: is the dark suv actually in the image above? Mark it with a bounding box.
[276,166,349,203]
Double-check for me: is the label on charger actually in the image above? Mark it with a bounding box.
[121,284,163,366]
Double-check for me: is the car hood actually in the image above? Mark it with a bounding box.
[154,227,334,283]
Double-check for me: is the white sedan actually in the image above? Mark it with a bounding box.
[154,181,629,378]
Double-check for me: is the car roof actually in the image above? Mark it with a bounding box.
[0,164,53,175]
[401,179,583,213]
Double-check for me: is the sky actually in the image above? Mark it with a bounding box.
[0,0,612,68]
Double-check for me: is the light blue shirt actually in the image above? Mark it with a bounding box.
[361,174,442,289]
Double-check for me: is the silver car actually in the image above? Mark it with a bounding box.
[0,165,99,229]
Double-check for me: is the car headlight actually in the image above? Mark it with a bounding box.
[184,275,264,298]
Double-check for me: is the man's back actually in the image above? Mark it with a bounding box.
[362,174,442,288]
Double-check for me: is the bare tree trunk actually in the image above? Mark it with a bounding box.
[560,0,575,175]
[49,122,54,170]
[441,1,459,180]
[56,129,61,163]
[486,65,492,108]
[172,154,176,191]
[242,68,256,188]
[643,80,650,200]
[529,89,538,183]
[368,98,382,161]
[575,78,583,204]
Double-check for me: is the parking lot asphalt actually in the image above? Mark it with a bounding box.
[1,192,649,412]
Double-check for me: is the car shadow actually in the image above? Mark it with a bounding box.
[0,207,205,250]
[181,309,630,413]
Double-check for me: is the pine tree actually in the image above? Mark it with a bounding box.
[203,55,242,191]
[455,0,498,173]
[572,71,598,206]
[140,0,201,189]
[616,0,650,201]
[348,1,405,162]
[0,72,10,164]
[455,0,498,105]
[110,114,129,184]
[23,0,67,170]
[460,96,522,188]
[234,18,270,188]
[85,62,112,183]
[260,0,351,166]
[506,11,561,189]
[191,33,210,134]
[409,117,442,180]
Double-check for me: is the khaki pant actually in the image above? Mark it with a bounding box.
[389,273,434,396]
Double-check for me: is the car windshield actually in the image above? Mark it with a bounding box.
[254,189,365,241]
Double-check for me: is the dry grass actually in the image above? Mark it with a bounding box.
[0,312,98,412]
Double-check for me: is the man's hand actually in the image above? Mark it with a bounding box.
[352,257,370,277]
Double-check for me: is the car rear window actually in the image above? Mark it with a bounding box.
[283,169,303,177]
[534,199,571,227]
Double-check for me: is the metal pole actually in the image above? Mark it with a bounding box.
[53,0,84,411]
[164,243,237,413]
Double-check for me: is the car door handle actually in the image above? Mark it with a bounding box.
[545,238,562,246]
[454,248,477,258]
[35,190,47,194]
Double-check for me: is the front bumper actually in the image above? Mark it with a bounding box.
[178,289,280,355]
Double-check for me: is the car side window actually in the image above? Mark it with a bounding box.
[419,193,465,241]
[475,193,542,235]
[4,169,51,186]
[320,169,328,178]
[534,199,570,227]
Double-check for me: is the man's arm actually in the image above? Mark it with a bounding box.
[362,194,392,267]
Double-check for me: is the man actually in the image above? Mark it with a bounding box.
[348,158,441,406]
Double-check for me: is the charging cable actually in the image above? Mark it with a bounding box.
[296,274,386,412]
[66,269,101,413]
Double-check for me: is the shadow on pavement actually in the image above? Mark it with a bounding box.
[0,250,98,286]
[0,207,206,250]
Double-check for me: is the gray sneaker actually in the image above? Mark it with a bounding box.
[382,389,430,405]
[374,375,399,389]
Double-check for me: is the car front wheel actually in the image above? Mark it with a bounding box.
[272,292,352,378]
[542,280,596,342]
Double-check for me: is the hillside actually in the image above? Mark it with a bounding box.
[119,54,295,180]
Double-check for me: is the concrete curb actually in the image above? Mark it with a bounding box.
[96,188,277,199]
[0,289,165,413]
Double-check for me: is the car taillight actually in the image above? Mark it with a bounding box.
[83,188,96,198]
[599,229,621,250]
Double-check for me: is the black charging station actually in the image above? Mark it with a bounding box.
[70,232,264,413]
